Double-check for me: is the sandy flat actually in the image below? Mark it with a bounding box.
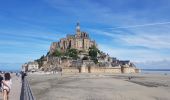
[28,73,170,100]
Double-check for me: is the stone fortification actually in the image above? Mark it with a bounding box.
[23,23,140,74]
[61,66,139,74]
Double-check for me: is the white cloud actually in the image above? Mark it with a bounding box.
[88,26,170,63]
[121,34,170,49]
[89,26,170,49]
[98,44,170,62]
[0,30,65,43]
[109,21,170,29]
[88,29,115,37]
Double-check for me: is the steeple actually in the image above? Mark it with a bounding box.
[76,22,80,32]
[76,22,81,37]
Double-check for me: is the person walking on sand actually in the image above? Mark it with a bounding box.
[0,74,9,98]
[21,72,26,82]
[0,74,3,92]
[2,73,12,100]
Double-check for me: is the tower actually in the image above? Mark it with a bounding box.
[76,22,81,37]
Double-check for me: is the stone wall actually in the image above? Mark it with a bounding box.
[135,68,140,73]
[62,66,139,74]
[62,67,122,74]
[62,68,79,73]
[89,67,121,74]
[121,67,136,73]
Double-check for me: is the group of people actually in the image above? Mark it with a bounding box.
[0,73,12,100]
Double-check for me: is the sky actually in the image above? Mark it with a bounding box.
[0,0,170,71]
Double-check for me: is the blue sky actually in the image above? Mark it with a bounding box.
[0,0,170,70]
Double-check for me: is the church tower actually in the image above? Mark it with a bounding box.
[76,22,81,37]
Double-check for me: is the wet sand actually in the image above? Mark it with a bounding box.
[28,73,170,100]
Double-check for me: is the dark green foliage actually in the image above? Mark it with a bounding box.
[50,48,78,59]
[89,46,99,64]
[46,51,50,56]
[82,56,89,60]
[35,55,45,68]
[66,48,78,60]
[89,46,98,59]
[54,49,62,57]
[40,55,45,60]
[93,58,98,64]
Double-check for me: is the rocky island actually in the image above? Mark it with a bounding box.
[22,23,140,74]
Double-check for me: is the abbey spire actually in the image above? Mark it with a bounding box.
[76,22,80,32]
[76,22,81,37]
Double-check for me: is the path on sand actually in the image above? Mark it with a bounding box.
[0,75,21,100]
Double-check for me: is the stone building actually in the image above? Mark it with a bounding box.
[22,63,28,72]
[27,62,39,72]
[50,23,97,54]
[23,61,39,72]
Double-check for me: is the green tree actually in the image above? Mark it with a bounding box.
[35,55,45,68]
[46,51,50,56]
[40,55,45,60]
[89,46,99,64]
[54,49,62,57]
[89,46,98,59]
[66,48,78,60]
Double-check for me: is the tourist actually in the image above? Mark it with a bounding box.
[0,74,10,97]
[2,73,12,100]
[21,72,26,82]
[0,75,3,92]
[128,76,132,80]
[16,72,20,78]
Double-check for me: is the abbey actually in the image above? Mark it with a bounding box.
[22,23,140,74]
[50,23,97,54]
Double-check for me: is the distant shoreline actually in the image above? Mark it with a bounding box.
[141,69,170,74]
[142,69,170,71]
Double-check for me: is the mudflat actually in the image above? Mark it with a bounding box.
[28,73,170,100]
